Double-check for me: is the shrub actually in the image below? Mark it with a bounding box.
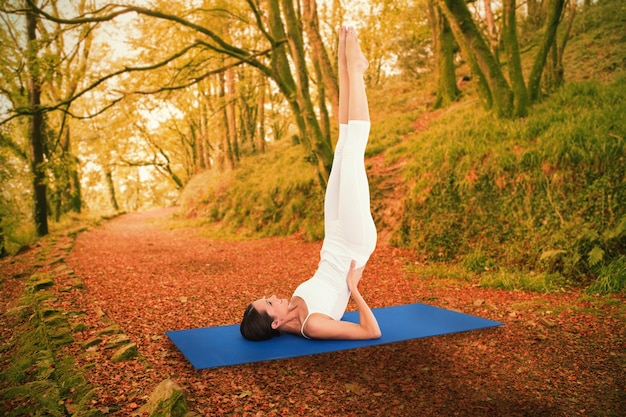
[587,255,626,294]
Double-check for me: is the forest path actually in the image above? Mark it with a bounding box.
[2,207,624,415]
[65,208,626,415]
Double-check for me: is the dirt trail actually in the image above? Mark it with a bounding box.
[2,207,624,416]
[69,210,626,415]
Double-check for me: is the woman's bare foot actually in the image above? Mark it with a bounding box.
[345,27,368,75]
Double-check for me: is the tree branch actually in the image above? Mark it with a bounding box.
[26,1,251,58]
[2,3,284,125]
[0,41,201,125]
[22,0,132,25]
[25,1,282,76]
[0,132,28,161]
[244,0,276,44]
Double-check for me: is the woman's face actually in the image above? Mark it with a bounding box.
[252,294,289,327]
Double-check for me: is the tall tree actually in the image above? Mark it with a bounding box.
[197,82,214,169]
[528,0,566,101]
[45,0,93,218]
[544,0,576,93]
[104,168,119,212]
[256,75,267,154]
[226,65,240,164]
[274,0,333,184]
[429,0,459,109]
[1,0,97,234]
[503,0,529,116]
[302,0,337,137]
[219,68,236,170]
[0,132,16,257]
[25,0,48,236]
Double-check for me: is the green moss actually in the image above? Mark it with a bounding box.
[136,379,189,417]
[0,273,96,416]
[105,334,130,349]
[111,342,138,363]
[81,337,103,350]
[30,273,54,291]
[97,324,121,335]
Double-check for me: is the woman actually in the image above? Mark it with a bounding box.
[240,26,380,341]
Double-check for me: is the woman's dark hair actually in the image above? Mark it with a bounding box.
[240,304,281,341]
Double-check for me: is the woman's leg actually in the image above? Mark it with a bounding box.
[324,27,349,224]
[324,27,376,259]
[338,29,376,253]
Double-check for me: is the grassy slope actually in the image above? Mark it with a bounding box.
[178,0,625,291]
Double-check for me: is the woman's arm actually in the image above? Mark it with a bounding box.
[347,261,382,338]
[304,261,381,340]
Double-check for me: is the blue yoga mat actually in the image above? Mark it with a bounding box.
[166,303,502,370]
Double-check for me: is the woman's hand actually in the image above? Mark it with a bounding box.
[304,259,381,340]
[346,260,364,291]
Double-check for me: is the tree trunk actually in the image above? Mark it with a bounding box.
[56,2,90,217]
[70,158,82,213]
[311,55,331,144]
[59,127,83,214]
[280,0,332,185]
[550,0,576,90]
[236,69,259,154]
[105,168,119,211]
[528,0,566,101]
[198,97,212,171]
[302,0,337,132]
[267,0,332,185]
[503,0,529,117]
[225,66,239,163]
[219,70,235,170]
[0,222,5,258]
[545,42,558,91]
[437,0,514,118]
[189,118,200,172]
[25,0,48,236]
[266,0,308,144]
[483,0,499,61]
[257,75,266,154]
[430,0,459,109]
